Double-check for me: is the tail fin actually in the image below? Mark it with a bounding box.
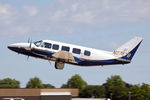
[114,37,143,61]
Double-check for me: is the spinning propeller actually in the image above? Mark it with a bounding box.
[27,38,33,60]
[28,38,32,50]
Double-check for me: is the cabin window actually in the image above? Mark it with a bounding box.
[43,42,52,49]
[52,44,59,50]
[73,48,81,54]
[84,50,91,56]
[61,46,70,52]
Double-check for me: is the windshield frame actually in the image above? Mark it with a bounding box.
[34,40,42,47]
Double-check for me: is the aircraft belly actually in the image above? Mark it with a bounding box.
[74,59,128,66]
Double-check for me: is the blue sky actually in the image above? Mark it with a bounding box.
[0,0,150,87]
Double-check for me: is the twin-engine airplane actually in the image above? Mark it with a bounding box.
[8,37,143,70]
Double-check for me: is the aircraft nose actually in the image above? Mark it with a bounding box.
[8,43,31,52]
[7,45,12,50]
[7,43,18,51]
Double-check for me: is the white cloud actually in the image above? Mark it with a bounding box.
[72,11,94,24]
[102,0,150,22]
[13,26,28,36]
[23,6,38,16]
[71,3,78,12]
[0,0,150,38]
[0,4,13,24]
[0,4,30,38]
[51,9,68,21]
[0,4,10,15]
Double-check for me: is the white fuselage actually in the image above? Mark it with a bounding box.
[9,38,142,68]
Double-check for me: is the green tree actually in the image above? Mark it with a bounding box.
[105,75,128,100]
[61,74,87,89]
[26,77,44,88]
[80,85,105,98]
[43,83,55,88]
[141,83,150,100]
[61,84,68,88]
[0,78,20,88]
[129,85,144,100]
[61,74,87,95]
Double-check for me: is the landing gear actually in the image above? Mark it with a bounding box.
[55,61,64,70]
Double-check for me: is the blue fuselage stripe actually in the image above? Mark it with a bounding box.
[9,47,129,66]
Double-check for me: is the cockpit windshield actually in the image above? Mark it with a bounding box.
[34,40,42,47]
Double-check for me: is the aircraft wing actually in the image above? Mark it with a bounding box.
[52,51,76,63]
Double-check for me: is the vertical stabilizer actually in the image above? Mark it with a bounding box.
[114,37,143,61]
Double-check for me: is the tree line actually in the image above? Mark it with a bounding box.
[0,75,150,100]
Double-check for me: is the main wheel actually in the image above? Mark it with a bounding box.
[55,61,64,70]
